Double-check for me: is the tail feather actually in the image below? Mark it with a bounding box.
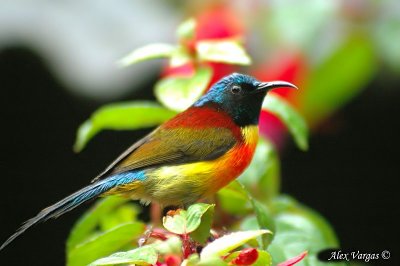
[0,171,141,251]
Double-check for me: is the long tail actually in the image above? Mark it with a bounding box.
[0,172,140,251]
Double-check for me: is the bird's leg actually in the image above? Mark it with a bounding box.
[150,202,162,226]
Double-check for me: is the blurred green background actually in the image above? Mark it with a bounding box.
[0,0,399,265]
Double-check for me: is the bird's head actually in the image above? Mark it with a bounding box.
[194,73,297,126]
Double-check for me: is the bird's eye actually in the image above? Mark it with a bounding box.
[231,85,242,94]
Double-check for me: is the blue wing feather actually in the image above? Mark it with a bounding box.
[0,170,146,251]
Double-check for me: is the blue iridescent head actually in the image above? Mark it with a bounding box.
[194,73,297,126]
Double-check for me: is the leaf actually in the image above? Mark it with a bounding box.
[67,196,129,252]
[162,203,214,235]
[176,18,196,40]
[263,94,309,151]
[217,181,251,215]
[89,245,157,266]
[169,45,192,67]
[240,216,259,231]
[182,254,228,266]
[374,17,400,72]
[253,250,273,266]
[239,201,275,250]
[190,204,215,244]
[155,66,212,112]
[238,216,262,248]
[163,211,187,235]
[268,195,344,266]
[67,222,146,266]
[74,101,176,152]
[238,139,281,202]
[99,203,139,231]
[200,230,271,258]
[198,257,228,266]
[300,36,377,125]
[151,236,182,255]
[273,195,339,247]
[186,203,215,233]
[264,1,337,49]
[250,199,276,249]
[117,43,176,67]
[181,254,200,266]
[196,39,252,65]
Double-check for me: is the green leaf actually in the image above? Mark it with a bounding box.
[67,222,146,266]
[177,18,196,40]
[200,230,271,258]
[274,196,340,247]
[198,257,228,266]
[217,181,251,215]
[240,216,259,231]
[169,45,192,67]
[99,203,139,231]
[162,203,214,235]
[196,40,252,65]
[163,211,187,235]
[73,101,176,152]
[67,196,129,252]
[117,43,176,67]
[89,245,157,266]
[239,202,275,250]
[238,139,281,202]
[186,203,215,233]
[239,216,262,248]
[182,252,230,266]
[268,195,343,266]
[253,250,273,266]
[263,1,337,49]
[374,17,400,72]
[190,204,215,244]
[181,254,200,266]
[250,199,276,249]
[300,36,376,125]
[155,66,212,112]
[263,94,309,151]
[151,236,182,255]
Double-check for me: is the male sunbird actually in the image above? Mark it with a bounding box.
[0,73,296,250]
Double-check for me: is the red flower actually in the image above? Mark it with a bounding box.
[162,5,244,89]
[164,254,181,266]
[277,251,308,266]
[252,51,307,106]
[231,248,259,265]
[195,5,244,89]
[195,5,244,41]
[161,62,196,78]
[252,51,308,147]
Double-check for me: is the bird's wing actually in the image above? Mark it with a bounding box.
[91,129,157,182]
[94,126,236,180]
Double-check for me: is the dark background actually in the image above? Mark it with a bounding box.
[0,48,398,265]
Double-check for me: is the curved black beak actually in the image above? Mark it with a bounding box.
[257,81,298,92]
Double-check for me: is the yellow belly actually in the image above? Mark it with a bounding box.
[136,125,259,206]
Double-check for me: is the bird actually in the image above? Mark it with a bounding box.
[0,73,297,251]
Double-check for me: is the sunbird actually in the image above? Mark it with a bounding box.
[0,73,296,250]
